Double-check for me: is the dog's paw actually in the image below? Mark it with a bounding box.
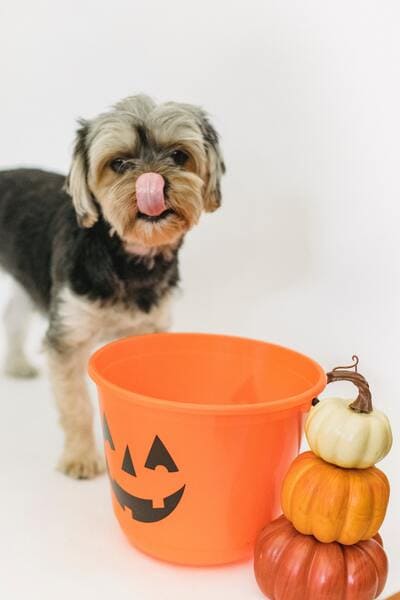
[4,356,39,379]
[58,451,105,480]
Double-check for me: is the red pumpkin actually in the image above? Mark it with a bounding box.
[254,516,387,600]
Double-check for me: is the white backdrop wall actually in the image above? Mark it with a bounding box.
[0,1,399,598]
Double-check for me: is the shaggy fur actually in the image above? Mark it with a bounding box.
[0,95,225,478]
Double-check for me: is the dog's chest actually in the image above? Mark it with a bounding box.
[58,287,172,345]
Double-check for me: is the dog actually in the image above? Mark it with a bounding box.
[0,94,225,478]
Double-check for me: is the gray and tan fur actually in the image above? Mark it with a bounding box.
[0,94,225,478]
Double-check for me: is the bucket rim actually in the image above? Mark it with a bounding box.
[88,332,327,415]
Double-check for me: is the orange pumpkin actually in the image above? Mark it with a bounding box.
[281,452,389,544]
[254,515,388,600]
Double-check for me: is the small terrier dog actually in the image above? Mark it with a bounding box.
[0,95,225,478]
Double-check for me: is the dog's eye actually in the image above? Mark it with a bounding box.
[110,158,132,174]
[171,149,189,166]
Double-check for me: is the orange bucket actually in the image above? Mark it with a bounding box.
[89,333,325,566]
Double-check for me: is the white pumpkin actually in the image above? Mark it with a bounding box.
[305,396,393,469]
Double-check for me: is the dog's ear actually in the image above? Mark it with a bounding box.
[65,120,98,228]
[199,115,225,213]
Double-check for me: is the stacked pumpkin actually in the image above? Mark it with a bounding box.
[254,357,393,600]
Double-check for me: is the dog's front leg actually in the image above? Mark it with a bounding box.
[45,340,104,479]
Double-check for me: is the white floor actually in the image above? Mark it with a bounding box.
[0,265,398,599]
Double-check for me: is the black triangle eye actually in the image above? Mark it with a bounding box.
[103,415,115,450]
[145,436,179,472]
[122,446,136,476]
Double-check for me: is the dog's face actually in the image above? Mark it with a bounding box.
[66,95,225,249]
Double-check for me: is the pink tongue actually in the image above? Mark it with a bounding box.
[136,172,166,216]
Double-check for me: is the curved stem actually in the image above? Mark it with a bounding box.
[326,369,373,413]
[332,355,359,373]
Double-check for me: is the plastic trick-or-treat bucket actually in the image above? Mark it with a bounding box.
[88,333,326,566]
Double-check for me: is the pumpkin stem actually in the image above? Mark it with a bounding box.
[332,355,359,373]
[326,358,373,414]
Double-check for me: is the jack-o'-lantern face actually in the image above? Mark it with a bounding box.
[103,414,185,523]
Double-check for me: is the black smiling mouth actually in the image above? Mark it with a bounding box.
[137,208,175,223]
[110,476,185,523]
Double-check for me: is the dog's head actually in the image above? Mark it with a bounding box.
[65,95,225,250]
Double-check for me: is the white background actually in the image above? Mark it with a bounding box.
[0,1,399,598]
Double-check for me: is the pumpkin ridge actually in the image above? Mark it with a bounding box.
[358,423,372,468]
[360,538,388,598]
[361,469,389,540]
[301,538,325,600]
[301,458,333,542]
[304,542,346,600]
[276,531,316,600]
[261,521,296,598]
[374,467,390,488]
[306,406,327,456]
[314,458,342,541]
[292,475,319,534]
[257,514,288,547]
[341,543,348,600]
[259,520,291,550]
[321,461,352,543]
[332,467,351,544]
[328,408,350,465]
[292,458,324,534]
[339,470,368,544]
[377,412,393,459]
[361,471,379,540]
[272,534,298,600]
[342,542,380,600]
[281,453,317,522]
[358,541,380,599]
